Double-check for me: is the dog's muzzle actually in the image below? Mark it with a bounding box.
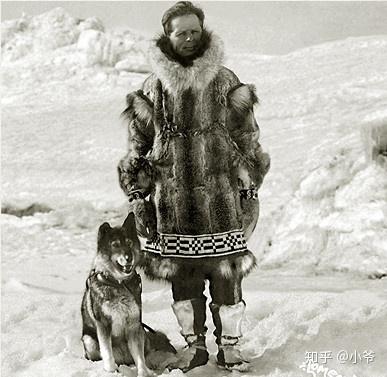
[116,254,134,274]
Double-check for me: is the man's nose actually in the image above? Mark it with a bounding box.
[186,33,193,41]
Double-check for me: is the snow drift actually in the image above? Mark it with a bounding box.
[261,142,387,276]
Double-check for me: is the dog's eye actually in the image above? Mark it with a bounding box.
[125,238,133,247]
[111,240,121,248]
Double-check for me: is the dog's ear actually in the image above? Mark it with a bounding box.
[122,212,137,237]
[98,222,111,243]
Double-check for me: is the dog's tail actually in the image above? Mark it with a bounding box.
[143,323,177,355]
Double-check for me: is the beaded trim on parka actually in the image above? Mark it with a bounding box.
[145,229,247,258]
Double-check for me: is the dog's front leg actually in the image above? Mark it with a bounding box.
[128,326,155,377]
[96,321,118,372]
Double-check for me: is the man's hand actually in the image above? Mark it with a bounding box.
[129,198,157,240]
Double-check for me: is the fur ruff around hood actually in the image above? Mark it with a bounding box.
[147,30,224,95]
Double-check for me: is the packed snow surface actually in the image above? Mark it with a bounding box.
[2,8,387,377]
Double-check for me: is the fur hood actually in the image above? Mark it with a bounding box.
[147,30,224,95]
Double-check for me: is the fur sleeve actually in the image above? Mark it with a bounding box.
[227,83,270,187]
[118,86,155,196]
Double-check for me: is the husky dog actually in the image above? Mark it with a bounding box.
[81,212,176,376]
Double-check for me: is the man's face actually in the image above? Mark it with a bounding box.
[168,14,203,57]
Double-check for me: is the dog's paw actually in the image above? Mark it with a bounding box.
[103,358,118,373]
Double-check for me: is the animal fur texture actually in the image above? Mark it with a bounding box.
[140,249,257,281]
[118,32,270,279]
[81,213,176,374]
[148,30,224,96]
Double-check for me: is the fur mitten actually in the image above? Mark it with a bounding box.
[129,198,157,241]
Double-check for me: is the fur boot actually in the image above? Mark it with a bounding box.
[168,298,209,372]
[210,301,250,371]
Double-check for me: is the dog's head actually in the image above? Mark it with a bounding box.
[94,212,141,281]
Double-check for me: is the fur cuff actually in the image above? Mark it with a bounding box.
[250,151,271,186]
[122,90,153,125]
[117,156,154,194]
[227,84,258,115]
[139,250,257,281]
[216,251,257,279]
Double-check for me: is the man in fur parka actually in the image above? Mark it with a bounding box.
[118,1,270,372]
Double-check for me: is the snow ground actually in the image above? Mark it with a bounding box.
[2,8,387,377]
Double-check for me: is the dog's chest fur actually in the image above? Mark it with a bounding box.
[89,272,142,337]
[102,299,141,337]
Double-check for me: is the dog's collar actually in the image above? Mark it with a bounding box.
[87,269,139,290]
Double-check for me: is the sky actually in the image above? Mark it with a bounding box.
[2,1,387,54]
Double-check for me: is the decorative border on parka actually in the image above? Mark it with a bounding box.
[144,229,247,258]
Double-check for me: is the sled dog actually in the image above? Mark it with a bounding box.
[81,212,176,376]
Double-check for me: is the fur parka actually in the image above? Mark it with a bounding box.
[118,31,270,280]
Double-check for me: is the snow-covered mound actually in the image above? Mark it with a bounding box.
[1,7,150,96]
[2,7,82,60]
[261,141,387,275]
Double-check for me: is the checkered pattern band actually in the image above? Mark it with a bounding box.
[145,229,247,258]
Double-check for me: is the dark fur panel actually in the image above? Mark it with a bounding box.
[154,80,166,129]
[171,87,195,132]
[205,131,232,175]
[174,188,211,234]
[154,178,178,234]
[202,81,232,175]
[172,136,206,188]
[207,175,240,233]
